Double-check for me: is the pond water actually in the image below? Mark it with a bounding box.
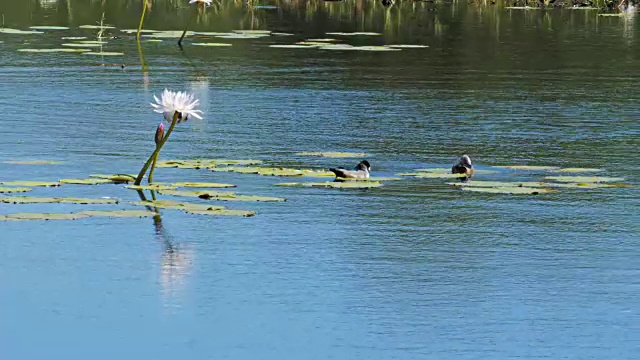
[1,1,639,359]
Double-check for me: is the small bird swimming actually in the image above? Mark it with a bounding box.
[451,155,474,179]
[330,160,371,179]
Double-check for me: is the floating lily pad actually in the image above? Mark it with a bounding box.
[0,196,118,204]
[296,41,336,47]
[216,33,269,39]
[0,187,32,193]
[321,44,357,50]
[598,13,626,17]
[77,40,108,45]
[269,44,316,49]
[169,182,236,188]
[544,176,625,183]
[191,42,233,47]
[78,25,116,29]
[354,46,401,52]
[0,212,90,221]
[131,200,225,212]
[76,210,158,218]
[276,181,383,189]
[62,42,103,48]
[18,48,92,53]
[338,177,402,181]
[447,181,546,188]
[144,31,195,38]
[186,209,256,217]
[233,30,271,35]
[412,168,497,175]
[193,31,234,36]
[398,172,468,179]
[296,151,367,158]
[555,168,603,173]
[272,32,295,36]
[2,160,62,165]
[306,38,339,42]
[0,180,60,187]
[89,174,136,182]
[496,165,560,171]
[158,189,285,202]
[460,187,554,195]
[125,184,176,191]
[61,36,88,40]
[29,26,70,30]
[0,28,44,34]
[120,29,159,34]
[146,39,163,42]
[326,32,382,36]
[82,52,124,56]
[156,159,262,168]
[387,44,429,49]
[59,178,112,185]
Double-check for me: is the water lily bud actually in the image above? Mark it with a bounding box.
[155,122,165,145]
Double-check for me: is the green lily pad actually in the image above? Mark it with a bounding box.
[233,30,271,35]
[158,189,285,202]
[62,36,88,40]
[119,29,159,34]
[306,38,340,42]
[144,31,195,38]
[326,32,382,36]
[398,172,468,179]
[146,39,163,42]
[89,174,136,182]
[0,212,90,221]
[186,209,256,217]
[272,32,295,36]
[2,160,62,165]
[0,28,44,34]
[0,196,118,204]
[545,182,623,189]
[77,210,158,218]
[193,32,235,36]
[387,45,429,49]
[18,48,92,53]
[296,151,367,158]
[0,180,60,187]
[191,42,233,47]
[555,168,603,173]
[461,187,554,195]
[59,178,112,185]
[296,41,337,47]
[124,184,177,191]
[216,33,269,39]
[156,159,262,168]
[269,44,316,49]
[78,25,116,29]
[169,182,237,188]
[354,46,401,52]
[544,176,625,183]
[131,200,226,212]
[321,45,357,50]
[62,43,104,48]
[29,26,70,30]
[598,13,626,17]
[337,177,402,181]
[276,181,383,189]
[82,52,124,56]
[447,181,547,188]
[412,168,497,175]
[496,165,560,171]
[0,187,32,193]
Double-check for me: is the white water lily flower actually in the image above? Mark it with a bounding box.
[150,89,203,123]
[189,0,213,5]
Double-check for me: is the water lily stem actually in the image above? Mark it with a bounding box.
[136,0,147,40]
[134,111,180,186]
[148,150,159,184]
[178,6,197,47]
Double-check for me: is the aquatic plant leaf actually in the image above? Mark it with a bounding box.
[18,48,92,53]
[191,42,233,47]
[2,160,62,165]
[62,43,103,48]
[326,32,382,36]
[186,209,256,217]
[397,172,468,179]
[0,196,118,205]
[158,189,285,202]
[77,210,158,218]
[89,174,136,182]
[306,38,340,42]
[296,151,367,158]
[59,178,112,185]
[78,25,116,29]
[225,195,286,202]
[0,212,90,221]
[460,187,554,194]
[387,45,429,49]
[338,177,403,181]
[413,168,497,175]
[216,34,270,39]
[0,28,44,34]
[169,182,236,188]
[193,32,235,36]
[82,52,125,56]
[233,30,271,34]
[544,182,622,189]
[61,36,88,40]
[144,31,195,38]
[131,200,225,212]
[495,165,560,171]
[276,181,383,188]
[0,187,32,193]
[119,29,159,34]
[57,197,119,204]
[296,41,336,46]
[598,13,626,16]
[555,168,603,173]
[447,181,547,188]
[76,40,108,45]
[353,46,401,52]
[269,44,317,49]
[156,159,262,168]
[124,184,176,191]
[0,180,60,187]
[320,44,357,50]
[544,176,625,183]
[29,26,70,30]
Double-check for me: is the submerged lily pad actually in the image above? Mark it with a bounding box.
[496,165,559,171]
[186,209,256,217]
[2,160,62,165]
[0,212,90,221]
[0,196,118,204]
[59,178,112,185]
[82,52,124,56]
[555,168,603,173]
[276,181,383,189]
[169,182,236,188]
[296,151,367,158]
[76,210,158,218]
[460,187,554,195]
[192,42,233,47]
[0,187,32,193]
[544,176,625,183]
[0,180,60,187]
[29,26,70,30]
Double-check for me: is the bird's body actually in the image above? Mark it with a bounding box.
[452,155,474,179]
[330,160,371,179]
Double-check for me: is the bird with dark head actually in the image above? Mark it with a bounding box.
[451,155,474,180]
[329,160,371,180]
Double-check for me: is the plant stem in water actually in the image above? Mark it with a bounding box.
[178,6,197,47]
[134,111,180,186]
[136,0,148,40]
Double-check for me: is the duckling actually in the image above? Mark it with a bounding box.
[451,155,474,179]
[330,160,371,179]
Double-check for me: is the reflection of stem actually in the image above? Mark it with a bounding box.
[178,6,197,47]
[136,0,148,40]
[148,150,159,184]
[134,111,179,186]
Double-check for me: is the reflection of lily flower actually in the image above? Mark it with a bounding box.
[160,245,194,306]
[150,89,203,123]
[189,0,212,5]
